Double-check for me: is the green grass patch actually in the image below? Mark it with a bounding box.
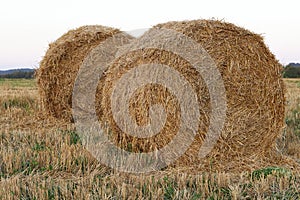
[251,166,291,180]
[2,97,36,111]
[60,130,82,145]
[0,78,36,88]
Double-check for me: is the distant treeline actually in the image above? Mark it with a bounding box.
[0,63,299,79]
[283,63,300,78]
[0,69,35,79]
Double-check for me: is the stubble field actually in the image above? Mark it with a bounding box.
[0,78,299,199]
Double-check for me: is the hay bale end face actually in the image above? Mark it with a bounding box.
[36,25,122,121]
[99,20,285,169]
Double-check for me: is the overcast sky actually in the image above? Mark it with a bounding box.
[0,0,299,70]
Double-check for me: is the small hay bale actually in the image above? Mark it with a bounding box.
[36,25,128,121]
[98,19,285,170]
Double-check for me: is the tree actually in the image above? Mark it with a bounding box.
[0,70,35,79]
[283,64,300,78]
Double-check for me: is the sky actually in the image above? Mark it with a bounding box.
[0,0,299,70]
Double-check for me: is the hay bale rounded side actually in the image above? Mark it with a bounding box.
[98,20,285,169]
[36,25,123,121]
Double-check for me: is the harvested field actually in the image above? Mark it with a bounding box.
[0,78,299,199]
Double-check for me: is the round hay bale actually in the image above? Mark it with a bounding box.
[97,19,285,170]
[36,25,129,122]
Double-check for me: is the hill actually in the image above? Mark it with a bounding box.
[287,63,300,68]
[0,68,34,75]
[0,68,35,79]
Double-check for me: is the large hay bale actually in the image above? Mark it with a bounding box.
[98,20,285,170]
[36,25,128,121]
